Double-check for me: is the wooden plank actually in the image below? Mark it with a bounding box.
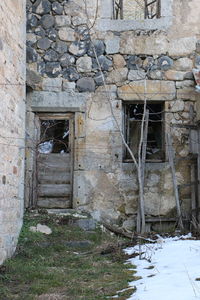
[38,172,71,184]
[38,184,71,197]
[37,198,71,209]
[166,133,184,230]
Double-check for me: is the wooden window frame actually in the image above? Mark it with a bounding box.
[123,101,165,163]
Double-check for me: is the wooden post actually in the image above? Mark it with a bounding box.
[167,133,184,230]
[137,110,149,233]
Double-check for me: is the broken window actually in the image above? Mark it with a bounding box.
[38,120,70,154]
[113,0,161,20]
[124,102,165,161]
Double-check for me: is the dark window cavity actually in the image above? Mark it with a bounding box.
[124,102,165,161]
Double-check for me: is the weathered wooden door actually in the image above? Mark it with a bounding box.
[36,113,74,209]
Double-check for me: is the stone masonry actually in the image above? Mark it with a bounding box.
[26,0,200,232]
[0,1,26,264]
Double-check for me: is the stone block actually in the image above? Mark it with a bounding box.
[55,16,71,27]
[128,70,146,81]
[175,58,193,71]
[58,28,76,42]
[177,87,196,100]
[168,37,197,56]
[76,56,92,73]
[113,54,126,69]
[107,68,128,84]
[117,80,176,101]
[165,70,186,81]
[105,38,120,54]
[42,78,62,92]
[62,80,76,92]
[77,78,95,92]
[40,15,55,29]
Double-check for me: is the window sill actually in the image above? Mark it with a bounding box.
[97,17,172,32]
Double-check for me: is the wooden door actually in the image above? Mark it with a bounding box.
[36,113,74,209]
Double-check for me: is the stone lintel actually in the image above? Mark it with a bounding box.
[117,80,176,101]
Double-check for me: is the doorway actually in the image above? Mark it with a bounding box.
[36,113,74,209]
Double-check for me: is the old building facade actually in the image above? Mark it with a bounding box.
[25,0,200,232]
[0,0,26,264]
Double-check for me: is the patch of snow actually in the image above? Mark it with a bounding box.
[125,234,200,300]
[29,224,52,235]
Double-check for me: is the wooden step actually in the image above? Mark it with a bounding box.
[37,197,71,209]
[38,184,71,197]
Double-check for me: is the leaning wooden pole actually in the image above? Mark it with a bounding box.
[166,133,184,230]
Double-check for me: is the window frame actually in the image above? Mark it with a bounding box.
[98,0,172,32]
[123,101,166,163]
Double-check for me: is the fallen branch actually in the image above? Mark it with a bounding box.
[102,221,156,244]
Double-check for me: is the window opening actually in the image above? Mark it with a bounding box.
[124,103,164,161]
[113,0,161,20]
[38,120,69,154]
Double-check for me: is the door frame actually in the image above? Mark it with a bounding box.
[25,112,75,209]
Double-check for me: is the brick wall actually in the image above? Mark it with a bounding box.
[0,0,26,264]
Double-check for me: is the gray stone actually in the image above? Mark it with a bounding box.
[45,62,62,77]
[94,72,105,86]
[37,37,52,50]
[76,56,92,73]
[63,67,80,81]
[55,16,71,27]
[149,70,164,80]
[77,77,95,92]
[27,33,37,46]
[34,0,51,15]
[35,26,45,37]
[52,41,68,54]
[75,26,90,41]
[60,53,75,67]
[42,78,62,92]
[64,240,92,248]
[105,38,120,54]
[96,55,112,71]
[128,69,146,81]
[143,56,154,71]
[43,49,59,62]
[127,55,142,70]
[158,56,173,71]
[26,46,38,63]
[69,41,88,57]
[37,224,52,234]
[87,40,105,57]
[184,72,194,80]
[38,61,46,75]
[26,68,42,89]
[196,40,200,53]
[62,80,76,92]
[27,15,38,30]
[122,218,136,232]
[58,28,75,42]
[195,55,200,68]
[40,15,55,29]
[46,28,57,41]
[52,2,63,14]
[72,15,87,26]
[75,219,96,231]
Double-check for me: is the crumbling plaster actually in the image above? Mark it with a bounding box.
[26,0,200,230]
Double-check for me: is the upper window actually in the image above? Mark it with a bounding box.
[98,0,172,31]
[113,0,161,20]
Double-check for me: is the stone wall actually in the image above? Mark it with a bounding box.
[26,0,200,231]
[0,1,26,264]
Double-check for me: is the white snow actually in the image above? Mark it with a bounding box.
[125,234,200,300]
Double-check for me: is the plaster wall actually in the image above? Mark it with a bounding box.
[0,0,26,264]
[26,0,200,231]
